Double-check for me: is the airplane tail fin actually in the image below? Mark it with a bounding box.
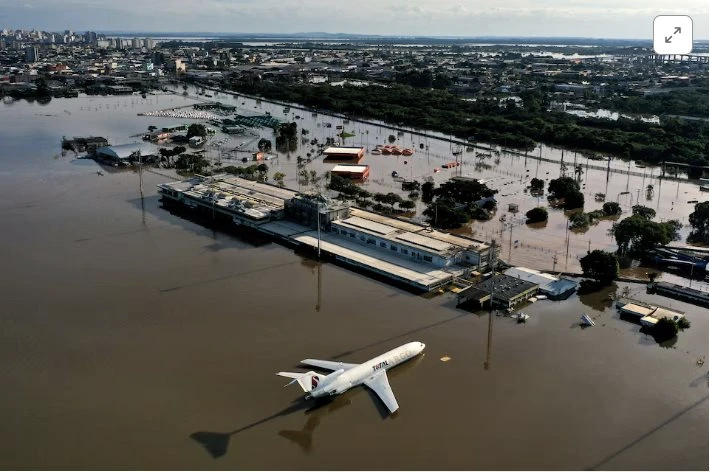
[276,371,324,393]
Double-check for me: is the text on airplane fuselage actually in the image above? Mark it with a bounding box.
[372,360,389,372]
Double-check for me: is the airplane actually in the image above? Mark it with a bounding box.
[277,341,425,414]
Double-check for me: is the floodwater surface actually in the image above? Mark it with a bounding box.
[0,94,707,470]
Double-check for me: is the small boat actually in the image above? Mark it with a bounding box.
[402,148,414,156]
[581,313,595,327]
[371,149,381,155]
[536,295,547,300]
[391,148,402,155]
[517,313,530,323]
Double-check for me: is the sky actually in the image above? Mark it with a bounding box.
[2,0,708,39]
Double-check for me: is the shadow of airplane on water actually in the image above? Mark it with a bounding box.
[191,353,424,459]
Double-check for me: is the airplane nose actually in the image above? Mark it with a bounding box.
[420,343,426,350]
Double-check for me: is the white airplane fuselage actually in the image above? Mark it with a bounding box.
[307,341,425,399]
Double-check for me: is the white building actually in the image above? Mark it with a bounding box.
[330,208,493,270]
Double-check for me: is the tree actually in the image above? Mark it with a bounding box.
[399,200,416,211]
[273,172,286,187]
[548,176,580,200]
[564,190,585,210]
[423,199,468,229]
[602,201,622,216]
[530,177,545,193]
[421,181,435,203]
[632,205,656,220]
[580,250,619,285]
[569,211,590,229]
[382,192,403,211]
[187,123,207,139]
[688,201,709,242]
[258,138,272,152]
[650,317,678,343]
[614,215,680,255]
[525,207,548,223]
[433,179,497,205]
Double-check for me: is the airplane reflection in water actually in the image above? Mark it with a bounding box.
[190,350,425,459]
[278,342,426,414]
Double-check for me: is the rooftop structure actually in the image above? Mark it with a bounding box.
[330,164,370,182]
[648,281,709,307]
[457,273,539,309]
[616,298,686,327]
[158,174,298,227]
[504,267,577,300]
[95,142,157,161]
[322,146,365,162]
[331,208,493,269]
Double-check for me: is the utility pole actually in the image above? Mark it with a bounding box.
[552,253,558,272]
[317,200,322,259]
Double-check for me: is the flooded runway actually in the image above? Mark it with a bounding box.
[0,94,707,470]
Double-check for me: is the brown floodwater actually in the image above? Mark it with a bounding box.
[0,94,707,470]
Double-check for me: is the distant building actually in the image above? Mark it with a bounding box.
[95,142,157,164]
[143,38,155,50]
[322,146,365,162]
[330,164,370,182]
[24,46,38,63]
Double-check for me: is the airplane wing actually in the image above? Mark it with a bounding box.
[300,359,358,371]
[364,372,399,414]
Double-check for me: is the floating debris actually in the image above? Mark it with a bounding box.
[440,356,451,362]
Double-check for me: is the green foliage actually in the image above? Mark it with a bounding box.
[525,207,548,223]
[530,178,545,193]
[258,138,272,152]
[329,173,359,195]
[388,134,396,143]
[614,215,681,255]
[273,172,285,187]
[564,191,585,210]
[187,124,207,139]
[399,200,416,211]
[548,177,580,200]
[677,317,691,330]
[174,153,210,174]
[433,179,497,205]
[225,79,708,165]
[632,205,656,220]
[602,201,622,216]
[688,201,709,243]
[275,122,298,152]
[599,89,708,118]
[569,211,590,229]
[580,250,619,284]
[423,198,469,229]
[650,317,679,343]
[421,181,435,203]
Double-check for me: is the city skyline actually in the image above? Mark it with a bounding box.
[2,0,708,40]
